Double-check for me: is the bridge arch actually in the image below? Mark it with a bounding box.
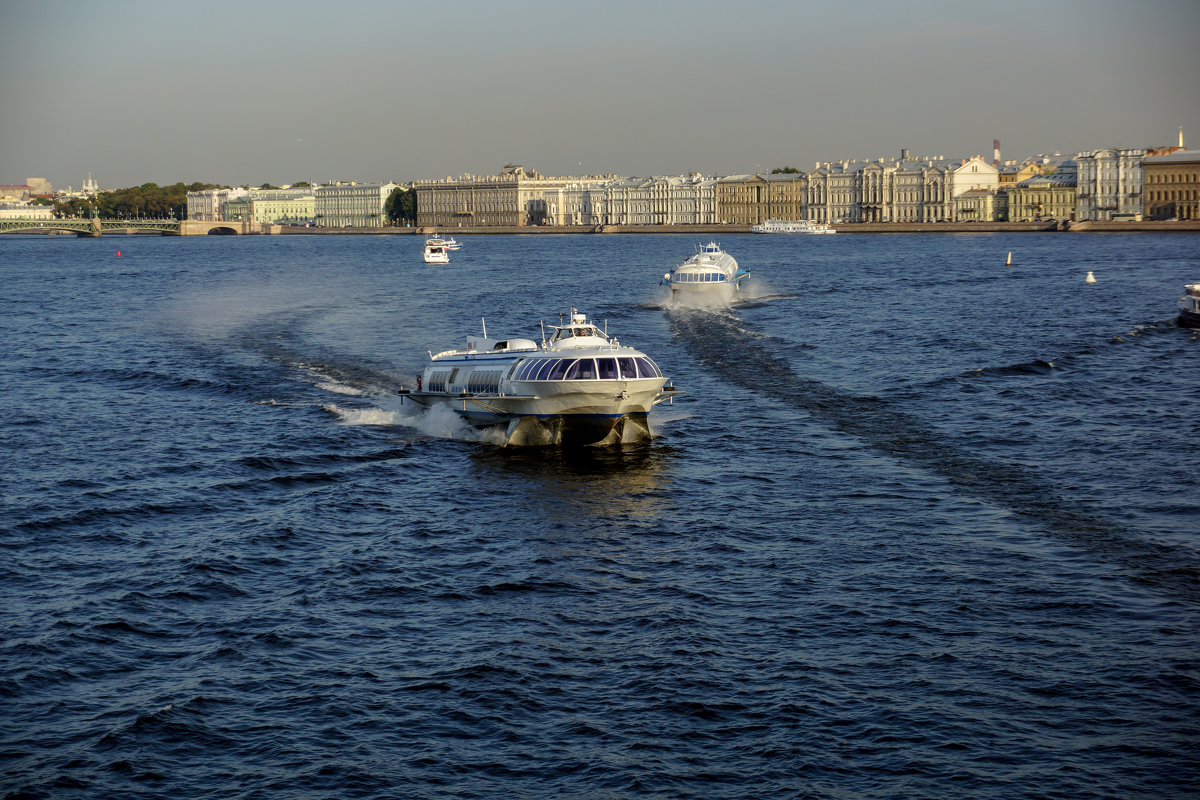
[178,220,253,236]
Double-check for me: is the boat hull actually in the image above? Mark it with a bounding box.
[402,378,669,446]
[1179,308,1200,328]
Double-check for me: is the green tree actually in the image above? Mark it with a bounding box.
[385,187,416,225]
[771,166,801,174]
[52,181,225,219]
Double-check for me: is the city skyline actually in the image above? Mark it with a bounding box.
[3,0,1198,191]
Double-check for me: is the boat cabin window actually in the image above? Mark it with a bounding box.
[564,358,596,380]
[466,369,503,394]
[596,358,618,380]
[634,357,662,378]
[552,324,605,342]
[513,356,659,381]
[516,358,543,380]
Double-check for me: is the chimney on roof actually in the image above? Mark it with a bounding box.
[993,139,1001,164]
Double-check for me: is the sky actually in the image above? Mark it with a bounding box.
[3,0,1198,190]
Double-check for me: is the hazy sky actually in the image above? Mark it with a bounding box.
[3,0,1198,190]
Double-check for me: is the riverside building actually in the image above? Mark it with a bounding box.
[186,188,249,221]
[716,173,806,225]
[1075,148,1147,221]
[1143,148,1199,221]
[314,182,397,228]
[1008,160,1078,221]
[413,166,614,228]
[401,137,1184,229]
[225,187,316,226]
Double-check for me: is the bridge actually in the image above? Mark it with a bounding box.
[0,217,180,236]
[0,218,262,236]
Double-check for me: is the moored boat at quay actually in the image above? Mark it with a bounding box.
[661,241,750,305]
[398,308,679,445]
[1179,283,1200,328]
[751,218,837,234]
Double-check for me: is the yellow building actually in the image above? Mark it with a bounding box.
[1143,148,1199,220]
[1008,171,1078,221]
[716,173,806,224]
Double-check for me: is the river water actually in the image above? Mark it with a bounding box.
[2,231,1198,799]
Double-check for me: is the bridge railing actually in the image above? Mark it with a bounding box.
[0,217,181,236]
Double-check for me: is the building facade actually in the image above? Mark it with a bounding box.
[413,167,717,228]
[0,202,55,219]
[225,192,317,226]
[314,182,398,228]
[891,159,950,222]
[716,173,806,225]
[1075,148,1146,220]
[1143,149,1199,220]
[186,188,248,221]
[414,166,616,228]
[1008,161,1078,221]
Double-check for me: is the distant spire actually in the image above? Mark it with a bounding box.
[1180,126,1185,148]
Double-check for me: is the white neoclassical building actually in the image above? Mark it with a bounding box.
[314,182,398,227]
[186,188,249,221]
[0,202,55,220]
[412,167,718,228]
[414,166,615,228]
[1075,148,1146,220]
[224,188,317,226]
[891,158,950,222]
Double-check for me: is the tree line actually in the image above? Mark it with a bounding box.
[36,182,222,220]
[34,181,418,225]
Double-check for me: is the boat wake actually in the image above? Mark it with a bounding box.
[642,276,794,311]
[324,401,510,445]
[911,317,1186,391]
[667,306,1200,603]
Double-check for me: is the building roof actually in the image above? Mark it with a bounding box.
[1016,173,1077,188]
[1144,148,1200,163]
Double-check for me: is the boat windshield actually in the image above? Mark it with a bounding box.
[552,325,606,342]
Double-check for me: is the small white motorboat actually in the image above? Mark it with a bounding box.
[423,234,450,264]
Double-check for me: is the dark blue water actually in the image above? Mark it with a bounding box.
[2,231,1198,799]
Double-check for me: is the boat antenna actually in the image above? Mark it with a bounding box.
[540,319,546,347]
[481,317,487,339]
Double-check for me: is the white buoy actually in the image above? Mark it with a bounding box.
[1006,251,1012,266]
[1085,271,1096,283]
